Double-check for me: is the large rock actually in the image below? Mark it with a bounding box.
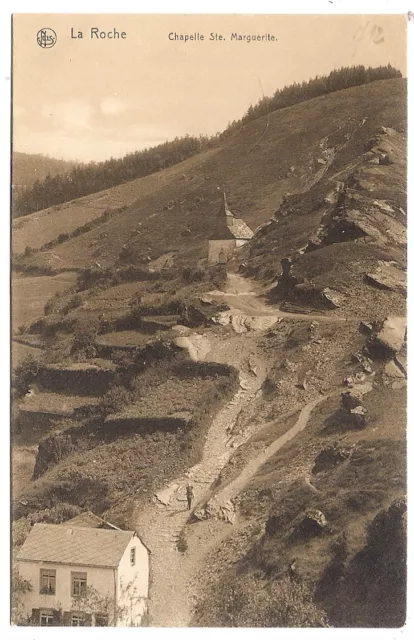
[155,483,179,506]
[365,262,406,294]
[293,509,327,541]
[341,386,370,410]
[352,352,373,373]
[349,405,367,428]
[193,497,236,524]
[372,316,406,356]
[382,360,406,390]
[321,288,346,309]
[313,442,352,474]
[340,384,371,429]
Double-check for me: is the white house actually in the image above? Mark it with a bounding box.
[17,522,150,627]
[208,192,254,265]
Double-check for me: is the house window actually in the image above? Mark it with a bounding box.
[71,612,85,627]
[40,569,56,595]
[40,609,54,626]
[71,572,87,596]
[130,547,136,566]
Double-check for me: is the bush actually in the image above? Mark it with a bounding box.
[199,574,329,627]
[13,354,40,396]
[182,266,206,283]
[71,323,98,354]
[61,294,83,315]
[12,518,32,548]
[44,299,55,315]
[111,350,135,368]
[99,385,134,417]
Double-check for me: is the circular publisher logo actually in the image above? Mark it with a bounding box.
[36,28,57,49]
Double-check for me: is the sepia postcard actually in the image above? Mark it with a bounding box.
[10,11,408,630]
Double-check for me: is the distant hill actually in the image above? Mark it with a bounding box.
[14,78,407,269]
[12,152,81,189]
[12,65,402,218]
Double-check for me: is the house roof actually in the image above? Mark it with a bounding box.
[229,218,254,240]
[17,523,136,568]
[65,510,120,531]
[209,192,254,241]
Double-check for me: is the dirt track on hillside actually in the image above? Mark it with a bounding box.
[131,272,337,627]
[209,273,346,323]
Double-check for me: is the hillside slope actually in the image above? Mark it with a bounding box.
[11,78,406,628]
[14,78,406,270]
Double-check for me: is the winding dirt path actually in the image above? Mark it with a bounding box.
[204,395,328,512]
[131,273,339,626]
[133,367,262,626]
[209,273,346,323]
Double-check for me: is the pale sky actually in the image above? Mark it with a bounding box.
[12,14,407,162]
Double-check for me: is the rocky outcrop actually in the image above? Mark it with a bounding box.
[326,498,407,627]
[368,316,406,359]
[292,509,328,541]
[381,359,406,390]
[193,497,236,524]
[365,261,406,294]
[312,442,352,474]
[352,352,373,373]
[321,288,346,309]
[340,386,371,429]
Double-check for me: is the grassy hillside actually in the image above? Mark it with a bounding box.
[14,79,406,272]
[11,77,406,628]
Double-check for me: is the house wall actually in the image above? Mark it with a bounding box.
[208,239,236,265]
[116,535,149,626]
[18,560,115,621]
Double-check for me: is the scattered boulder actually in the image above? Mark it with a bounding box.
[369,316,406,358]
[341,389,366,411]
[321,288,346,309]
[292,509,328,541]
[193,497,236,524]
[352,352,373,373]
[394,354,407,376]
[181,304,209,327]
[379,153,393,165]
[317,158,326,165]
[312,442,352,474]
[340,387,370,429]
[382,360,406,390]
[365,262,406,294]
[349,405,367,428]
[155,483,179,506]
[359,321,374,336]
[344,372,366,386]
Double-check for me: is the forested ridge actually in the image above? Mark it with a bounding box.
[13,64,402,218]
